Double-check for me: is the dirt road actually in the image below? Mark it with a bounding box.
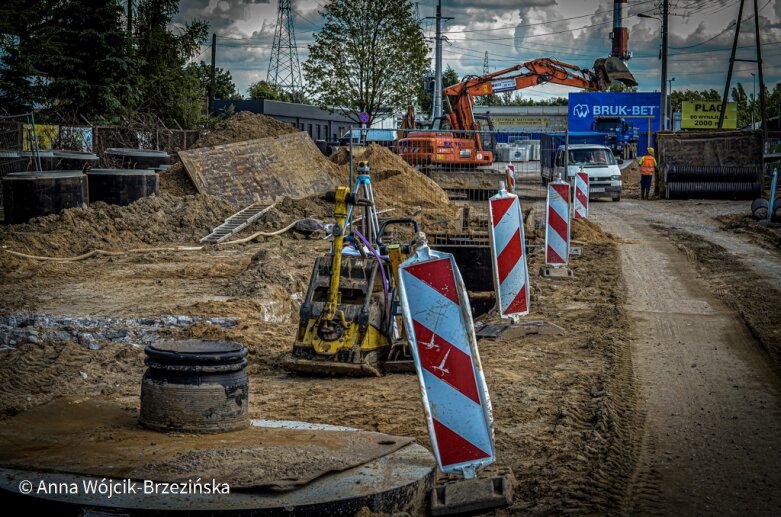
[594,200,781,515]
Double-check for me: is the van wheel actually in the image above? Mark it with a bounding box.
[612,194,621,202]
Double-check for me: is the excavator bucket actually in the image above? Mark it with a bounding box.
[593,57,638,89]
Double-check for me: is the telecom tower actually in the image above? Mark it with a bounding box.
[267,0,303,97]
[483,51,489,75]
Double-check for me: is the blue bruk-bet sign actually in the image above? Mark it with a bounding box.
[568,92,663,132]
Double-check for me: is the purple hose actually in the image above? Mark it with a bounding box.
[352,229,390,319]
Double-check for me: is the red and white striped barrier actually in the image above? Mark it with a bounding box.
[545,181,571,265]
[504,164,516,194]
[574,170,589,219]
[398,245,495,478]
[488,184,529,319]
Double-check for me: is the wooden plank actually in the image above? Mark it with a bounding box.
[178,132,339,206]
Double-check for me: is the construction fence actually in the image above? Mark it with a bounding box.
[346,129,564,236]
[0,120,199,173]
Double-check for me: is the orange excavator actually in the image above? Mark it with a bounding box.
[398,57,637,169]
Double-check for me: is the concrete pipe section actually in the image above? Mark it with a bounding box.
[2,171,88,224]
[0,151,25,175]
[53,150,99,171]
[0,419,435,515]
[140,339,250,434]
[18,150,56,171]
[86,169,158,206]
[105,148,171,170]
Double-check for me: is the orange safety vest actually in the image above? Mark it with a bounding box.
[639,155,656,176]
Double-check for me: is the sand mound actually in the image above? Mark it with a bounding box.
[621,159,641,198]
[330,145,453,211]
[572,218,616,244]
[0,193,235,257]
[158,163,198,196]
[195,112,299,149]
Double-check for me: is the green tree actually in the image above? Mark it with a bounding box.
[185,61,241,100]
[669,88,721,114]
[419,66,460,116]
[247,80,292,102]
[303,0,428,124]
[607,82,638,93]
[731,83,750,128]
[134,0,208,129]
[36,0,137,122]
[0,0,56,114]
[768,82,781,125]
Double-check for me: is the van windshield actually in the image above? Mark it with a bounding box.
[568,149,616,166]
[595,120,622,132]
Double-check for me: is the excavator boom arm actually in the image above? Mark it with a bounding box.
[442,57,637,132]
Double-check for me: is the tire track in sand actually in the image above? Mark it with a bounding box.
[595,202,781,516]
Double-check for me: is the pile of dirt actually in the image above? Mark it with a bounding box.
[194,112,299,149]
[621,159,642,199]
[0,193,235,258]
[572,218,617,244]
[330,145,454,212]
[158,163,197,196]
[716,214,781,250]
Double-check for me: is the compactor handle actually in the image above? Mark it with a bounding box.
[376,218,421,247]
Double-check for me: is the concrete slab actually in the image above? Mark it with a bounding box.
[178,133,338,206]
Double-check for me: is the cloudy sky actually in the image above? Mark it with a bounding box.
[174,0,781,102]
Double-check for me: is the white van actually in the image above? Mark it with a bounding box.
[551,144,622,202]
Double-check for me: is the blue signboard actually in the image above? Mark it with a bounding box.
[568,92,662,132]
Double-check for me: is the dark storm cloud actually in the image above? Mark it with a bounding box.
[174,0,781,96]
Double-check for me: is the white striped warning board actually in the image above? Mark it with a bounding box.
[574,170,589,219]
[398,246,495,477]
[545,181,571,265]
[488,186,529,318]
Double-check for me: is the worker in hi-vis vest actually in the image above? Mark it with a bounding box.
[637,147,657,200]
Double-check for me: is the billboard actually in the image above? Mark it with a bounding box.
[681,101,737,129]
[568,92,663,132]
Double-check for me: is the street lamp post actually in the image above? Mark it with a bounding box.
[668,77,675,131]
[751,72,756,128]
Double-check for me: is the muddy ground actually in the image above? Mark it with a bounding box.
[0,183,636,514]
[1,172,780,514]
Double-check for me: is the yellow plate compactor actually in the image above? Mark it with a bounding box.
[283,186,418,376]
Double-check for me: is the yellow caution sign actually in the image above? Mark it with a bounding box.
[681,101,737,129]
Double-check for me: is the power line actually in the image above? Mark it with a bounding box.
[442,0,659,34]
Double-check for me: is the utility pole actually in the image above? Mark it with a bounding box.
[661,0,669,130]
[209,33,216,116]
[719,0,744,128]
[431,0,453,120]
[718,0,766,143]
[433,0,443,120]
[753,0,768,143]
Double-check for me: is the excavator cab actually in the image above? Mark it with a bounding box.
[594,56,638,89]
